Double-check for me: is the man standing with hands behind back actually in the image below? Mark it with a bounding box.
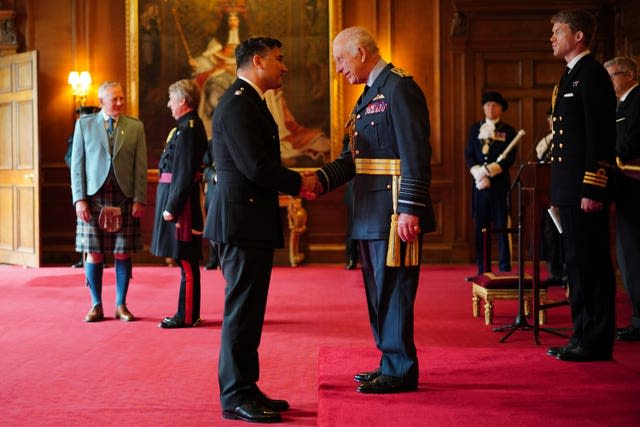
[603,56,640,341]
[309,26,435,393]
[203,37,317,423]
[71,81,147,323]
[546,9,617,362]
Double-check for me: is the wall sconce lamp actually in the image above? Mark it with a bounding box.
[68,71,92,106]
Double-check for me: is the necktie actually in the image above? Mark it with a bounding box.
[107,117,115,136]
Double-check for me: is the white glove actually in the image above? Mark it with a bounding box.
[475,176,491,190]
[470,165,488,181]
[535,134,552,160]
[484,162,503,177]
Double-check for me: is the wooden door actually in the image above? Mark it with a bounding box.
[0,51,39,267]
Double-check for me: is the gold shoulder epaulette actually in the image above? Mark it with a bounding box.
[165,127,177,144]
[391,67,412,78]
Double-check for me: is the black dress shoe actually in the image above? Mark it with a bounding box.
[345,259,357,270]
[204,261,218,270]
[556,346,612,362]
[465,275,479,282]
[616,326,640,341]
[547,343,576,357]
[356,374,417,394]
[354,368,381,383]
[159,316,200,329]
[256,391,289,411]
[222,401,282,423]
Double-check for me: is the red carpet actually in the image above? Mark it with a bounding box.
[0,264,638,426]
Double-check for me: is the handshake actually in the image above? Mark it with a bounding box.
[469,163,503,190]
[299,171,323,200]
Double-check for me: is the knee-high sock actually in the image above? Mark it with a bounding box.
[85,262,104,307]
[115,258,132,306]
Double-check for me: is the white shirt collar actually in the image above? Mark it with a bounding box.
[238,76,266,100]
[101,111,118,123]
[567,50,590,71]
[620,83,639,102]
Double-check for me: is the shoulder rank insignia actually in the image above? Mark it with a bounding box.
[165,127,177,144]
[391,67,412,77]
[234,87,245,96]
[189,119,194,128]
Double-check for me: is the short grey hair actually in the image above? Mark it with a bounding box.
[98,81,122,98]
[604,56,637,80]
[335,26,379,56]
[168,79,201,110]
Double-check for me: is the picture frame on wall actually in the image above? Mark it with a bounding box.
[125,0,343,170]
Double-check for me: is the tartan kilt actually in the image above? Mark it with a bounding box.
[75,177,143,254]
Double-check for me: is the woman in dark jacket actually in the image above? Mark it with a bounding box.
[150,79,208,328]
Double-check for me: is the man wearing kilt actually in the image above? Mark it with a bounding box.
[150,79,208,328]
[70,81,147,322]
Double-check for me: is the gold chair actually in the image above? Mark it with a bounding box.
[471,272,548,325]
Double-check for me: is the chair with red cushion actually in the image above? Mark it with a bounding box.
[470,272,547,325]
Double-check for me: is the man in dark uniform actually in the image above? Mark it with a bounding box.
[203,37,317,423]
[150,79,208,329]
[604,56,640,341]
[464,91,517,277]
[309,26,435,393]
[546,9,617,361]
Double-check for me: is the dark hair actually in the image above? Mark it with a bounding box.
[235,37,282,69]
[551,9,596,47]
[214,12,249,45]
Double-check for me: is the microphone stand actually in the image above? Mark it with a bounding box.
[492,161,531,342]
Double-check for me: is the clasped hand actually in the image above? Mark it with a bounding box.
[299,171,322,200]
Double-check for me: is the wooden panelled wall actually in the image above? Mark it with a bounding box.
[16,0,633,265]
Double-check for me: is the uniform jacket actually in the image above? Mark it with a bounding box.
[157,111,207,221]
[203,79,302,249]
[150,111,207,258]
[549,54,616,206]
[316,63,436,240]
[464,119,517,215]
[70,112,147,204]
